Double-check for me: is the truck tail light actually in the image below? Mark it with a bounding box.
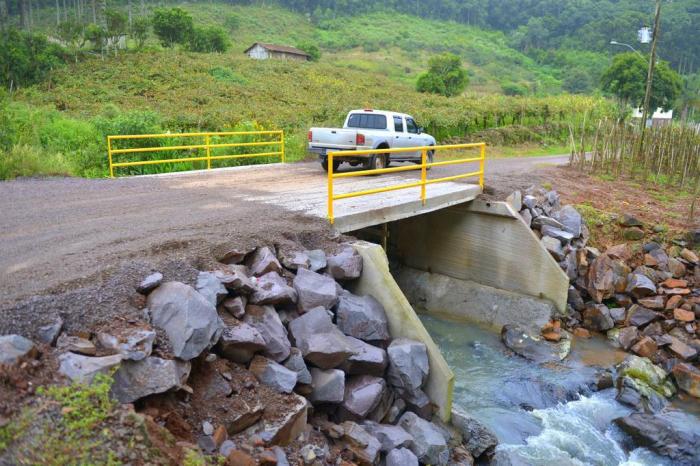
[356,133,366,145]
[308,130,313,142]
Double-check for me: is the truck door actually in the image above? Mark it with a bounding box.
[403,117,423,158]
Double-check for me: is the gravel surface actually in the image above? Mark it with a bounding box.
[0,156,568,337]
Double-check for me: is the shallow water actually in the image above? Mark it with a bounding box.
[420,314,699,465]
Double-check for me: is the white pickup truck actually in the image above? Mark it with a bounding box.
[308,109,436,171]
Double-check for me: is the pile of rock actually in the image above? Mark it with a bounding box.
[2,242,493,464]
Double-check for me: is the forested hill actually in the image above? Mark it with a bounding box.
[280,0,699,74]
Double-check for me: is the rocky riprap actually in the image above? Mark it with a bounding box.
[507,186,700,464]
[1,242,495,465]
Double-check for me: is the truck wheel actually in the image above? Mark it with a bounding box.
[368,154,386,172]
[427,149,434,170]
[321,159,341,172]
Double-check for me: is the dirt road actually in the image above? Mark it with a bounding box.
[0,155,567,334]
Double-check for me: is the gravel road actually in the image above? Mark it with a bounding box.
[0,155,567,336]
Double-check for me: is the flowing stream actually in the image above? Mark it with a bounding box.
[420,314,700,466]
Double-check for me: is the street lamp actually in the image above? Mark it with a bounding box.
[609,40,644,58]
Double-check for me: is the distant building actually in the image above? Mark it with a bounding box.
[244,43,310,61]
[632,107,673,128]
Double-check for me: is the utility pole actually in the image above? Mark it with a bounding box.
[639,0,662,130]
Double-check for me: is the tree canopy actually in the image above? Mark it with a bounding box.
[416,53,468,97]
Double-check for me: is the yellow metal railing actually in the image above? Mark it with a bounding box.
[327,142,485,224]
[107,130,285,177]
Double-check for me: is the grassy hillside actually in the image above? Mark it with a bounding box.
[3,3,615,179]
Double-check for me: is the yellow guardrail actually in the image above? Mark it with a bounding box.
[107,130,284,177]
[327,142,485,224]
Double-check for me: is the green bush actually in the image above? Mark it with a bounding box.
[416,53,468,97]
[0,28,65,90]
[0,144,73,179]
[297,42,321,61]
[188,26,230,53]
[152,7,194,47]
[501,82,529,96]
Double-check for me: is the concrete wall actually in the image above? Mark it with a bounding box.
[394,267,556,334]
[349,241,454,422]
[391,199,569,314]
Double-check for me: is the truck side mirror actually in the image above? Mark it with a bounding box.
[417,127,424,134]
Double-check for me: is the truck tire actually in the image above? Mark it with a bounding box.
[321,158,341,172]
[367,154,387,172]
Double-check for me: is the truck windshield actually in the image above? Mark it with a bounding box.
[347,113,387,130]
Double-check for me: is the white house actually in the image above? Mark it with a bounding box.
[244,43,310,61]
[632,107,673,127]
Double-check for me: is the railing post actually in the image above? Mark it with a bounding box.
[328,152,334,224]
[280,131,285,163]
[107,136,114,178]
[479,143,486,189]
[420,148,427,205]
[205,134,212,170]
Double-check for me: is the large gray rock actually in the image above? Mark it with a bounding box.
[582,304,615,332]
[340,336,388,376]
[587,255,630,303]
[57,334,96,356]
[283,348,312,385]
[341,421,382,465]
[387,339,429,396]
[362,421,413,453]
[243,305,291,362]
[288,307,354,369]
[615,355,675,413]
[614,412,700,465]
[222,295,247,319]
[386,448,419,466]
[541,236,565,261]
[216,321,266,363]
[326,245,363,280]
[541,225,574,245]
[309,367,345,404]
[137,272,163,294]
[247,246,282,277]
[336,292,390,342]
[196,271,228,306]
[0,335,36,365]
[293,268,338,313]
[147,282,224,360]
[625,304,660,327]
[250,271,297,305]
[111,356,191,403]
[279,249,311,271]
[398,412,449,466]
[215,265,256,294]
[249,355,298,394]
[37,317,64,346]
[58,353,123,384]
[306,249,327,272]
[501,325,570,362]
[451,408,498,459]
[531,215,565,230]
[97,328,156,361]
[626,274,657,299]
[340,375,387,420]
[552,205,583,237]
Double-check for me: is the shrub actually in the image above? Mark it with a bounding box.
[224,13,241,32]
[131,17,150,49]
[0,28,65,90]
[416,52,468,97]
[0,144,73,180]
[152,7,194,48]
[187,26,230,53]
[501,82,529,96]
[297,41,321,61]
[84,23,108,52]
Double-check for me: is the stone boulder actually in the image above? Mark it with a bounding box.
[306,249,327,272]
[341,421,382,466]
[37,317,64,346]
[250,272,297,305]
[293,268,338,313]
[340,336,388,376]
[253,393,308,446]
[111,357,191,403]
[137,272,163,294]
[147,282,224,360]
[541,236,565,261]
[339,375,387,420]
[58,353,123,384]
[617,327,640,351]
[625,304,660,328]
[309,368,345,404]
[501,325,571,363]
[326,245,363,280]
[541,225,574,244]
[249,355,298,394]
[587,255,630,303]
[196,271,228,306]
[216,321,266,364]
[626,274,657,299]
[0,335,36,365]
[215,265,256,294]
[243,305,291,363]
[57,334,96,356]
[552,205,582,237]
[582,304,614,332]
[387,339,429,397]
[614,412,700,465]
[398,412,449,466]
[672,363,700,398]
[362,421,413,453]
[386,448,419,466]
[97,328,156,361]
[615,355,675,413]
[278,249,311,271]
[246,246,282,277]
[451,408,498,460]
[288,307,354,369]
[336,292,390,342]
[222,295,246,319]
[283,348,312,385]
